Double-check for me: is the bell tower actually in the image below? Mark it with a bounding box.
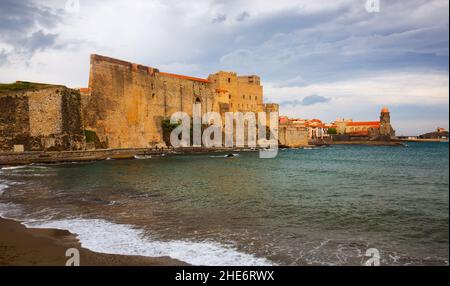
[379,106,395,137]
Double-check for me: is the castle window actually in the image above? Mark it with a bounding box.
[255,96,257,101]
[243,95,245,99]
[152,93,155,99]
[228,78,231,83]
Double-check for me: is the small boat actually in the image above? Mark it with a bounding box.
[134,155,152,160]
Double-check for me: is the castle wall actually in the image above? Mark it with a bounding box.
[0,87,85,152]
[208,72,264,113]
[84,55,216,149]
[279,125,309,148]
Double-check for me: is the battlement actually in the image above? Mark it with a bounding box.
[238,75,260,85]
[159,72,210,84]
[264,103,279,114]
[90,54,159,75]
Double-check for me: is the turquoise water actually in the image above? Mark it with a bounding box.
[0,142,448,265]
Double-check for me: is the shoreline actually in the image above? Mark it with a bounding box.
[330,141,404,146]
[0,217,187,266]
[0,147,259,166]
[0,141,413,166]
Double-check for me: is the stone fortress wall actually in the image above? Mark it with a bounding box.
[83,54,281,149]
[0,86,85,152]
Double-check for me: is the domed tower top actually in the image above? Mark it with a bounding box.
[381,106,390,113]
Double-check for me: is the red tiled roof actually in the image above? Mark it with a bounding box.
[159,72,210,83]
[216,88,228,93]
[78,88,91,93]
[346,121,380,127]
[305,123,326,128]
[279,117,289,124]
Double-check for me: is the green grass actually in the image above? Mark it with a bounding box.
[84,130,98,143]
[0,81,63,93]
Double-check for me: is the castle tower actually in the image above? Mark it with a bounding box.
[379,106,395,137]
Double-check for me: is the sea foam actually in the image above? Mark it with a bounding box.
[25,218,273,266]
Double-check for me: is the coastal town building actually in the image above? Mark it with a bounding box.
[333,107,396,140]
[279,117,331,145]
[419,128,449,140]
[278,117,309,147]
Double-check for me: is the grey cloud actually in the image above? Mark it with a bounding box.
[212,14,227,23]
[210,0,448,84]
[0,0,61,65]
[280,95,331,107]
[0,50,7,66]
[0,0,60,37]
[301,94,331,105]
[21,30,58,52]
[236,11,250,22]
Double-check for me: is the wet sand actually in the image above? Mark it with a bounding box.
[0,218,187,266]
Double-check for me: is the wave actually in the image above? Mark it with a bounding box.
[25,218,273,266]
[1,166,28,170]
[0,202,23,220]
[1,165,49,171]
[0,183,7,195]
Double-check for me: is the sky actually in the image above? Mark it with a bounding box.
[0,0,448,135]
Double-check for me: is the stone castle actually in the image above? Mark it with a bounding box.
[0,54,285,152]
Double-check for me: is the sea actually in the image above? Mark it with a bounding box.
[0,142,448,266]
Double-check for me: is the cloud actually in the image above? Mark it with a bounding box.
[275,75,309,87]
[212,13,227,23]
[280,94,331,107]
[0,50,7,65]
[236,11,250,22]
[21,30,58,53]
[301,94,332,105]
[0,0,61,65]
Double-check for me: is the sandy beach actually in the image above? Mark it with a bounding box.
[0,217,186,266]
